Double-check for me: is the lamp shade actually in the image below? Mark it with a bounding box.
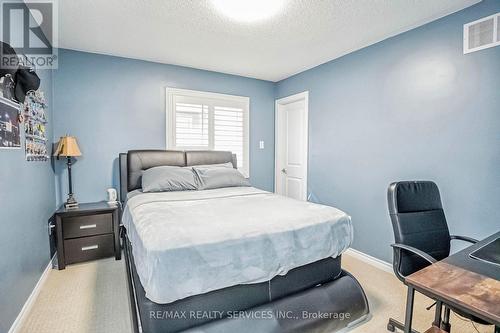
[53,136,82,157]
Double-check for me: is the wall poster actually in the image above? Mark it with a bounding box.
[0,97,21,149]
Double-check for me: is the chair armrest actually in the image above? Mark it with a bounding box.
[391,243,437,264]
[450,235,478,244]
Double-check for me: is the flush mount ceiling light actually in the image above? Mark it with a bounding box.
[211,0,285,22]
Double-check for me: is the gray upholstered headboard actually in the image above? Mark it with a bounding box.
[119,150,237,202]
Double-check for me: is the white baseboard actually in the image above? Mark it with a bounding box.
[345,248,393,274]
[8,258,53,333]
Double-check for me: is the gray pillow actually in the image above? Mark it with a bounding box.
[190,162,234,169]
[142,166,198,192]
[193,166,250,190]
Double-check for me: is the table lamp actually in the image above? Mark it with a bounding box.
[54,135,82,209]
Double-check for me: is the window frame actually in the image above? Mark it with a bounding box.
[166,87,250,177]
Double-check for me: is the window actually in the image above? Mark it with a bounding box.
[166,88,250,176]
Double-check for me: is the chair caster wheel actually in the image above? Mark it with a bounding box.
[387,323,396,332]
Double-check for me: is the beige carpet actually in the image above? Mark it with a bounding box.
[19,253,493,333]
[19,257,133,333]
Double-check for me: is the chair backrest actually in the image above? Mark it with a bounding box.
[387,181,451,282]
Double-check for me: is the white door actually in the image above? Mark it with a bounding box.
[275,92,309,201]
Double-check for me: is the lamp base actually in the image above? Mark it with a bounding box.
[64,202,79,209]
[65,194,79,209]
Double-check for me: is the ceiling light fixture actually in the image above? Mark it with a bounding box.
[211,0,285,22]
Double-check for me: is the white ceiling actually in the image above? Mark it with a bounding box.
[58,0,481,82]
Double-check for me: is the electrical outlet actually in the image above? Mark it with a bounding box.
[259,141,265,149]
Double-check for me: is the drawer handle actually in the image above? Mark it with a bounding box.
[81,245,99,251]
[80,224,97,229]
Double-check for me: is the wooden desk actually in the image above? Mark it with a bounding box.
[404,232,500,333]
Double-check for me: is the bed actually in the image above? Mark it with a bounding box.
[119,150,369,333]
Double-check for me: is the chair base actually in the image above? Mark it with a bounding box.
[387,318,419,333]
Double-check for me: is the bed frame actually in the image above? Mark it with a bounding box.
[119,150,369,333]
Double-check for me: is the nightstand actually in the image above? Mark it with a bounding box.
[54,201,121,270]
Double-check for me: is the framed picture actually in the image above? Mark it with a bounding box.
[0,97,21,149]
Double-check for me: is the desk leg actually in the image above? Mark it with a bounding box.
[432,301,442,328]
[441,306,451,332]
[404,287,415,333]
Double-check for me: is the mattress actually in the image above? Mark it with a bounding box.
[122,186,353,304]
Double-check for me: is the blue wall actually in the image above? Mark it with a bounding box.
[276,0,500,262]
[53,49,276,205]
[0,65,55,332]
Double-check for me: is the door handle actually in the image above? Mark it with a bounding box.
[281,168,287,174]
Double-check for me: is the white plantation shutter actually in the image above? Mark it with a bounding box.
[214,106,244,169]
[167,88,250,176]
[175,103,209,148]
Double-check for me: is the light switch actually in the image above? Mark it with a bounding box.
[259,140,265,149]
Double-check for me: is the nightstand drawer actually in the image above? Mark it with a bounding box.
[64,234,114,264]
[63,213,112,239]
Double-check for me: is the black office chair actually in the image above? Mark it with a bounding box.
[386,181,490,333]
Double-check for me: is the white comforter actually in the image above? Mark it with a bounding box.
[122,187,353,304]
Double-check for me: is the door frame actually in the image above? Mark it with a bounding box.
[274,91,309,200]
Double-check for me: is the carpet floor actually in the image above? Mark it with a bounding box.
[18,252,493,333]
